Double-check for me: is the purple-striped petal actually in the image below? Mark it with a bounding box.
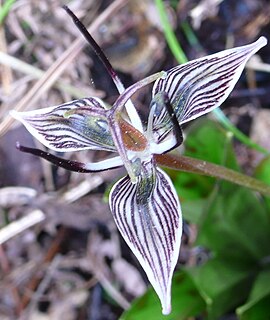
[151,37,267,137]
[147,92,183,154]
[11,97,116,152]
[109,160,182,315]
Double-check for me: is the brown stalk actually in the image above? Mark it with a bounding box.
[0,245,22,315]
[20,227,67,310]
[155,153,270,196]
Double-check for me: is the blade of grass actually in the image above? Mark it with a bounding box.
[154,0,187,64]
[155,0,269,155]
[0,51,101,98]
[0,0,16,24]
[180,20,203,51]
[213,108,269,154]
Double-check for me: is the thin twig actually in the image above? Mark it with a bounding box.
[0,245,22,315]
[21,255,62,320]
[20,227,67,309]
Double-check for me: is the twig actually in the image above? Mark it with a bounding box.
[246,56,270,73]
[0,245,22,315]
[20,227,67,309]
[21,255,62,320]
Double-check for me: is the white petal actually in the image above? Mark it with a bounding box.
[84,156,123,171]
[11,97,115,152]
[109,163,182,314]
[152,37,267,129]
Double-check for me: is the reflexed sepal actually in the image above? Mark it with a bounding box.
[109,161,182,315]
[16,143,123,172]
[152,37,267,128]
[11,97,116,152]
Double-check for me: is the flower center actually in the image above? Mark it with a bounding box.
[119,118,148,152]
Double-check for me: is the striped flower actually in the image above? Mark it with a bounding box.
[11,29,266,315]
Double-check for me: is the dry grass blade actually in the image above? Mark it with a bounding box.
[247,55,270,73]
[0,0,128,137]
[61,176,104,203]
[0,51,103,98]
[0,210,45,245]
[87,232,131,310]
[0,21,13,95]
[0,186,36,207]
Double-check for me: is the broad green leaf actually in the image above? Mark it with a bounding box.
[197,181,270,263]
[172,119,238,219]
[181,198,207,224]
[237,269,270,320]
[187,258,254,320]
[189,179,270,318]
[183,119,238,169]
[121,270,206,320]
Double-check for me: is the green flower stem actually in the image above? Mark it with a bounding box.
[213,108,269,155]
[154,0,187,64]
[155,0,269,155]
[180,21,203,51]
[155,153,270,197]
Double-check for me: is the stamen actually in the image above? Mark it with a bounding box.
[118,118,147,151]
[110,71,167,115]
[162,92,183,151]
[106,72,166,183]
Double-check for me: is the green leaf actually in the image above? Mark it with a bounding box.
[197,181,270,263]
[121,271,206,320]
[184,119,239,170]
[187,258,254,320]
[181,198,207,224]
[0,0,16,24]
[189,178,270,318]
[173,119,239,214]
[237,269,270,320]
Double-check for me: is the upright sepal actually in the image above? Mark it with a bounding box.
[11,97,116,152]
[109,160,182,315]
[151,37,267,131]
